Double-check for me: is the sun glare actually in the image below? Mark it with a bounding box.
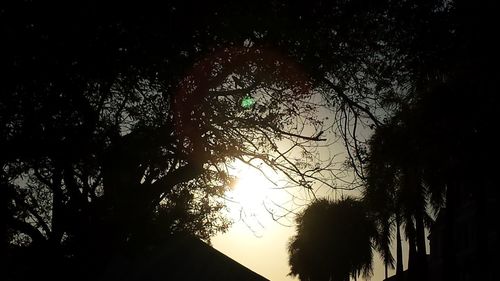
[224,161,290,232]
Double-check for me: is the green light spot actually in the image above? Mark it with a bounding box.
[241,95,255,109]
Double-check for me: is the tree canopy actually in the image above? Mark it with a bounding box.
[361,1,499,279]
[288,198,376,281]
[2,0,496,280]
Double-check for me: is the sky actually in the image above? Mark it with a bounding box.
[212,215,298,281]
[205,94,409,281]
[211,161,305,281]
[209,160,400,281]
[211,198,397,281]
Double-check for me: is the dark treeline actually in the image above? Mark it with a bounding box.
[1,1,499,281]
[287,1,499,281]
[362,1,499,281]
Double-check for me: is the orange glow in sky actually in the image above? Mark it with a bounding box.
[212,160,300,280]
[211,160,392,281]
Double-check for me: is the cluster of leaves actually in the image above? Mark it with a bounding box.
[288,198,376,281]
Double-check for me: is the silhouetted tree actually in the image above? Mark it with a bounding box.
[0,0,417,264]
[3,1,494,280]
[359,1,499,280]
[0,2,327,280]
[365,113,435,280]
[288,198,376,281]
[1,0,420,279]
[365,70,499,280]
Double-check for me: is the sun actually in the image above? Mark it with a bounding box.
[230,169,270,211]
[224,161,288,228]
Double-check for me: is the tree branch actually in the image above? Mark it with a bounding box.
[208,82,259,97]
[150,161,204,199]
[8,218,46,244]
[321,76,382,127]
[269,126,326,141]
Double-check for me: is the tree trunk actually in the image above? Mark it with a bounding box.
[443,183,457,281]
[474,181,488,281]
[0,169,8,269]
[396,215,404,276]
[49,166,64,247]
[415,208,428,280]
[407,221,417,281]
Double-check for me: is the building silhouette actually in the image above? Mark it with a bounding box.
[100,235,270,281]
[5,235,269,281]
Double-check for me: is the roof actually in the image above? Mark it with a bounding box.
[101,235,270,281]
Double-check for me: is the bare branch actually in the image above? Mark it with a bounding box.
[321,76,382,127]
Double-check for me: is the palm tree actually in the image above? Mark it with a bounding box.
[288,198,376,281]
[364,114,433,280]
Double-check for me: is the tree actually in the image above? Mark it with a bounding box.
[288,198,376,281]
[0,2,336,280]
[2,1,484,280]
[364,65,499,280]
[364,113,434,280]
[360,1,500,280]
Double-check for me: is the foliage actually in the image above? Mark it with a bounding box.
[360,1,499,278]
[2,0,491,279]
[288,198,376,281]
[0,1,396,279]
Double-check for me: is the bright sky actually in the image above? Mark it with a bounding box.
[210,160,397,281]
[211,161,302,281]
[212,216,298,281]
